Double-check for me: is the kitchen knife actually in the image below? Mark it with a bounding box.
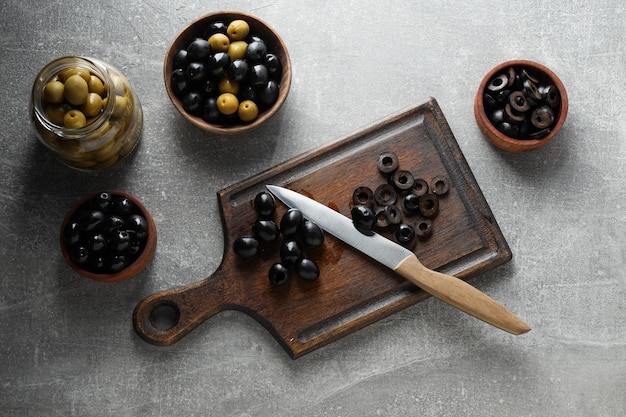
[266,185,530,335]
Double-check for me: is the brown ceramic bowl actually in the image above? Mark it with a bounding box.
[60,191,157,282]
[474,59,568,152]
[164,11,292,135]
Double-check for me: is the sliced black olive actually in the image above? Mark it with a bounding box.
[505,103,526,123]
[390,170,415,192]
[280,208,303,239]
[352,186,374,207]
[351,205,376,235]
[530,105,555,129]
[542,84,561,109]
[385,205,402,225]
[376,151,398,174]
[280,240,302,266]
[403,193,420,214]
[521,68,540,84]
[418,193,439,218]
[253,219,280,243]
[254,191,276,218]
[509,90,531,113]
[395,223,415,245]
[415,217,433,240]
[506,67,517,87]
[268,262,290,286]
[374,184,397,206]
[296,258,320,281]
[430,176,449,196]
[301,221,324,248]
[233,236,259,258]
[374,206,389,228]
[523,79,543,105]
[487,74,508,92]
[413,178,429,197]
[529,128,551,139]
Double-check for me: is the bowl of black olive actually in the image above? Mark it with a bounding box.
[164,11,292,135]
[60,191,157,282]
[474,59,568,152]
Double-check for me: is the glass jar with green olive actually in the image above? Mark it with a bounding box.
[30,56,143,170]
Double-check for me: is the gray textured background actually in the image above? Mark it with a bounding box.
[1,1,625,416]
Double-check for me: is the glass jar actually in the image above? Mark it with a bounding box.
[30,56,143,170]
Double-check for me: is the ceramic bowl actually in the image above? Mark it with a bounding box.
[474,59,568,152]
[164,11,292,135]
[60,191,157,282]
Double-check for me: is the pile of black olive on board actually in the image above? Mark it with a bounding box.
[349,151,449,246]
[483,65,561,140]
[233,191,325,286]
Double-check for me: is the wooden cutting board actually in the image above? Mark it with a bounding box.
[133,97,512,358]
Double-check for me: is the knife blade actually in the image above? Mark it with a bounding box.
[266,185,530,335]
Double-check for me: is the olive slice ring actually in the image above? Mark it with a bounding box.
[374,184,397,206]
[418,193,439,218]
[430,176,449,196]
[413,178,429,196]
[374,206,389,228]
[415,217,433,240]
[385,205,402,225]
[376,151,399,174]
[352,186,374,207]
[390,170,415,192]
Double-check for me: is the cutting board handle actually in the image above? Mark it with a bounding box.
[132,268,230,346]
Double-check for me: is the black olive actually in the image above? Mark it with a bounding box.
[238,83,257,102]
[70,245,89,265]
[207,52,230,76]
[418,193,439,218]
[183,92,203,115]
[105,253,128,273]
[280,240,302,266]
[430,176,449,196]
[415,217,433,240]
[530,105,555,129]
[403,193,420,214]
[296,258,320,281]
[63,221,82,246]
[126,214,149,240]
[246,40,268,62]
[248,64,269,87]
[233,236,259,258]
[390,170,415,192]
[202,97,221,123]
[264,53,282,79]
[171,69,189,98]
[203,21,228,37]
[258,80,279,108]
[202,79,219,96]
[112,197,135,217]
[280,208,303,239]
[253,219,280,243]
[351,205,376,235]
[352,186,374,207]
[395,223,415,245]
[110,229,131,252]
[89,255,106,273]
[90,192,112,212]
[489,108,505,125]
[103,214,125,233]
[483,92,497,108]
[374,184,397,206]
[173,49,188,70]
[127,239,143,257]
[185,62,208,83]
[87,233,107,253]
[254,191,276,218]
[228,59,249,82]
[186,39,212,61]
[301,221,325,248]
[78,210,104,232]
[497,122,518,138]
[376,151,398,174]
[268,263,290,286]
[413,178,429,196]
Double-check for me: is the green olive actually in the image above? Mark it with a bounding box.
[88,75,106,96]
[45,103,70,125]
[228,41,248,60]
[81,93,104,117]
[63,109,87,129]
[63,74,89,106]
[112,95,127,118]
[58,67,91,83]
[216,93,239,115]
[208,33,230,52]
[43,80,65,104]
[218,77,239,94]
[238,100,259,122]
[227,19,250,41]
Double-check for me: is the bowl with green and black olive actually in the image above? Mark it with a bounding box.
[164,11,292,135]
[474,59,568,152]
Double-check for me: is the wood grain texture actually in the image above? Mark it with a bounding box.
[133,98,513,358]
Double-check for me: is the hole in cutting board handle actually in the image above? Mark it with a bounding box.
[149,302,180,331]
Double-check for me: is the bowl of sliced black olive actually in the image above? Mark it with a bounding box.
[164,11,292,135]
[60,191,157,282]
[474,60,568,152]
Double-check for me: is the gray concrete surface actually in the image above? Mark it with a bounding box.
[1,1,625,416]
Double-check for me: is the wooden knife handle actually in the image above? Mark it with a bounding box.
[132,269,230,346]
[394,254,530,335]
